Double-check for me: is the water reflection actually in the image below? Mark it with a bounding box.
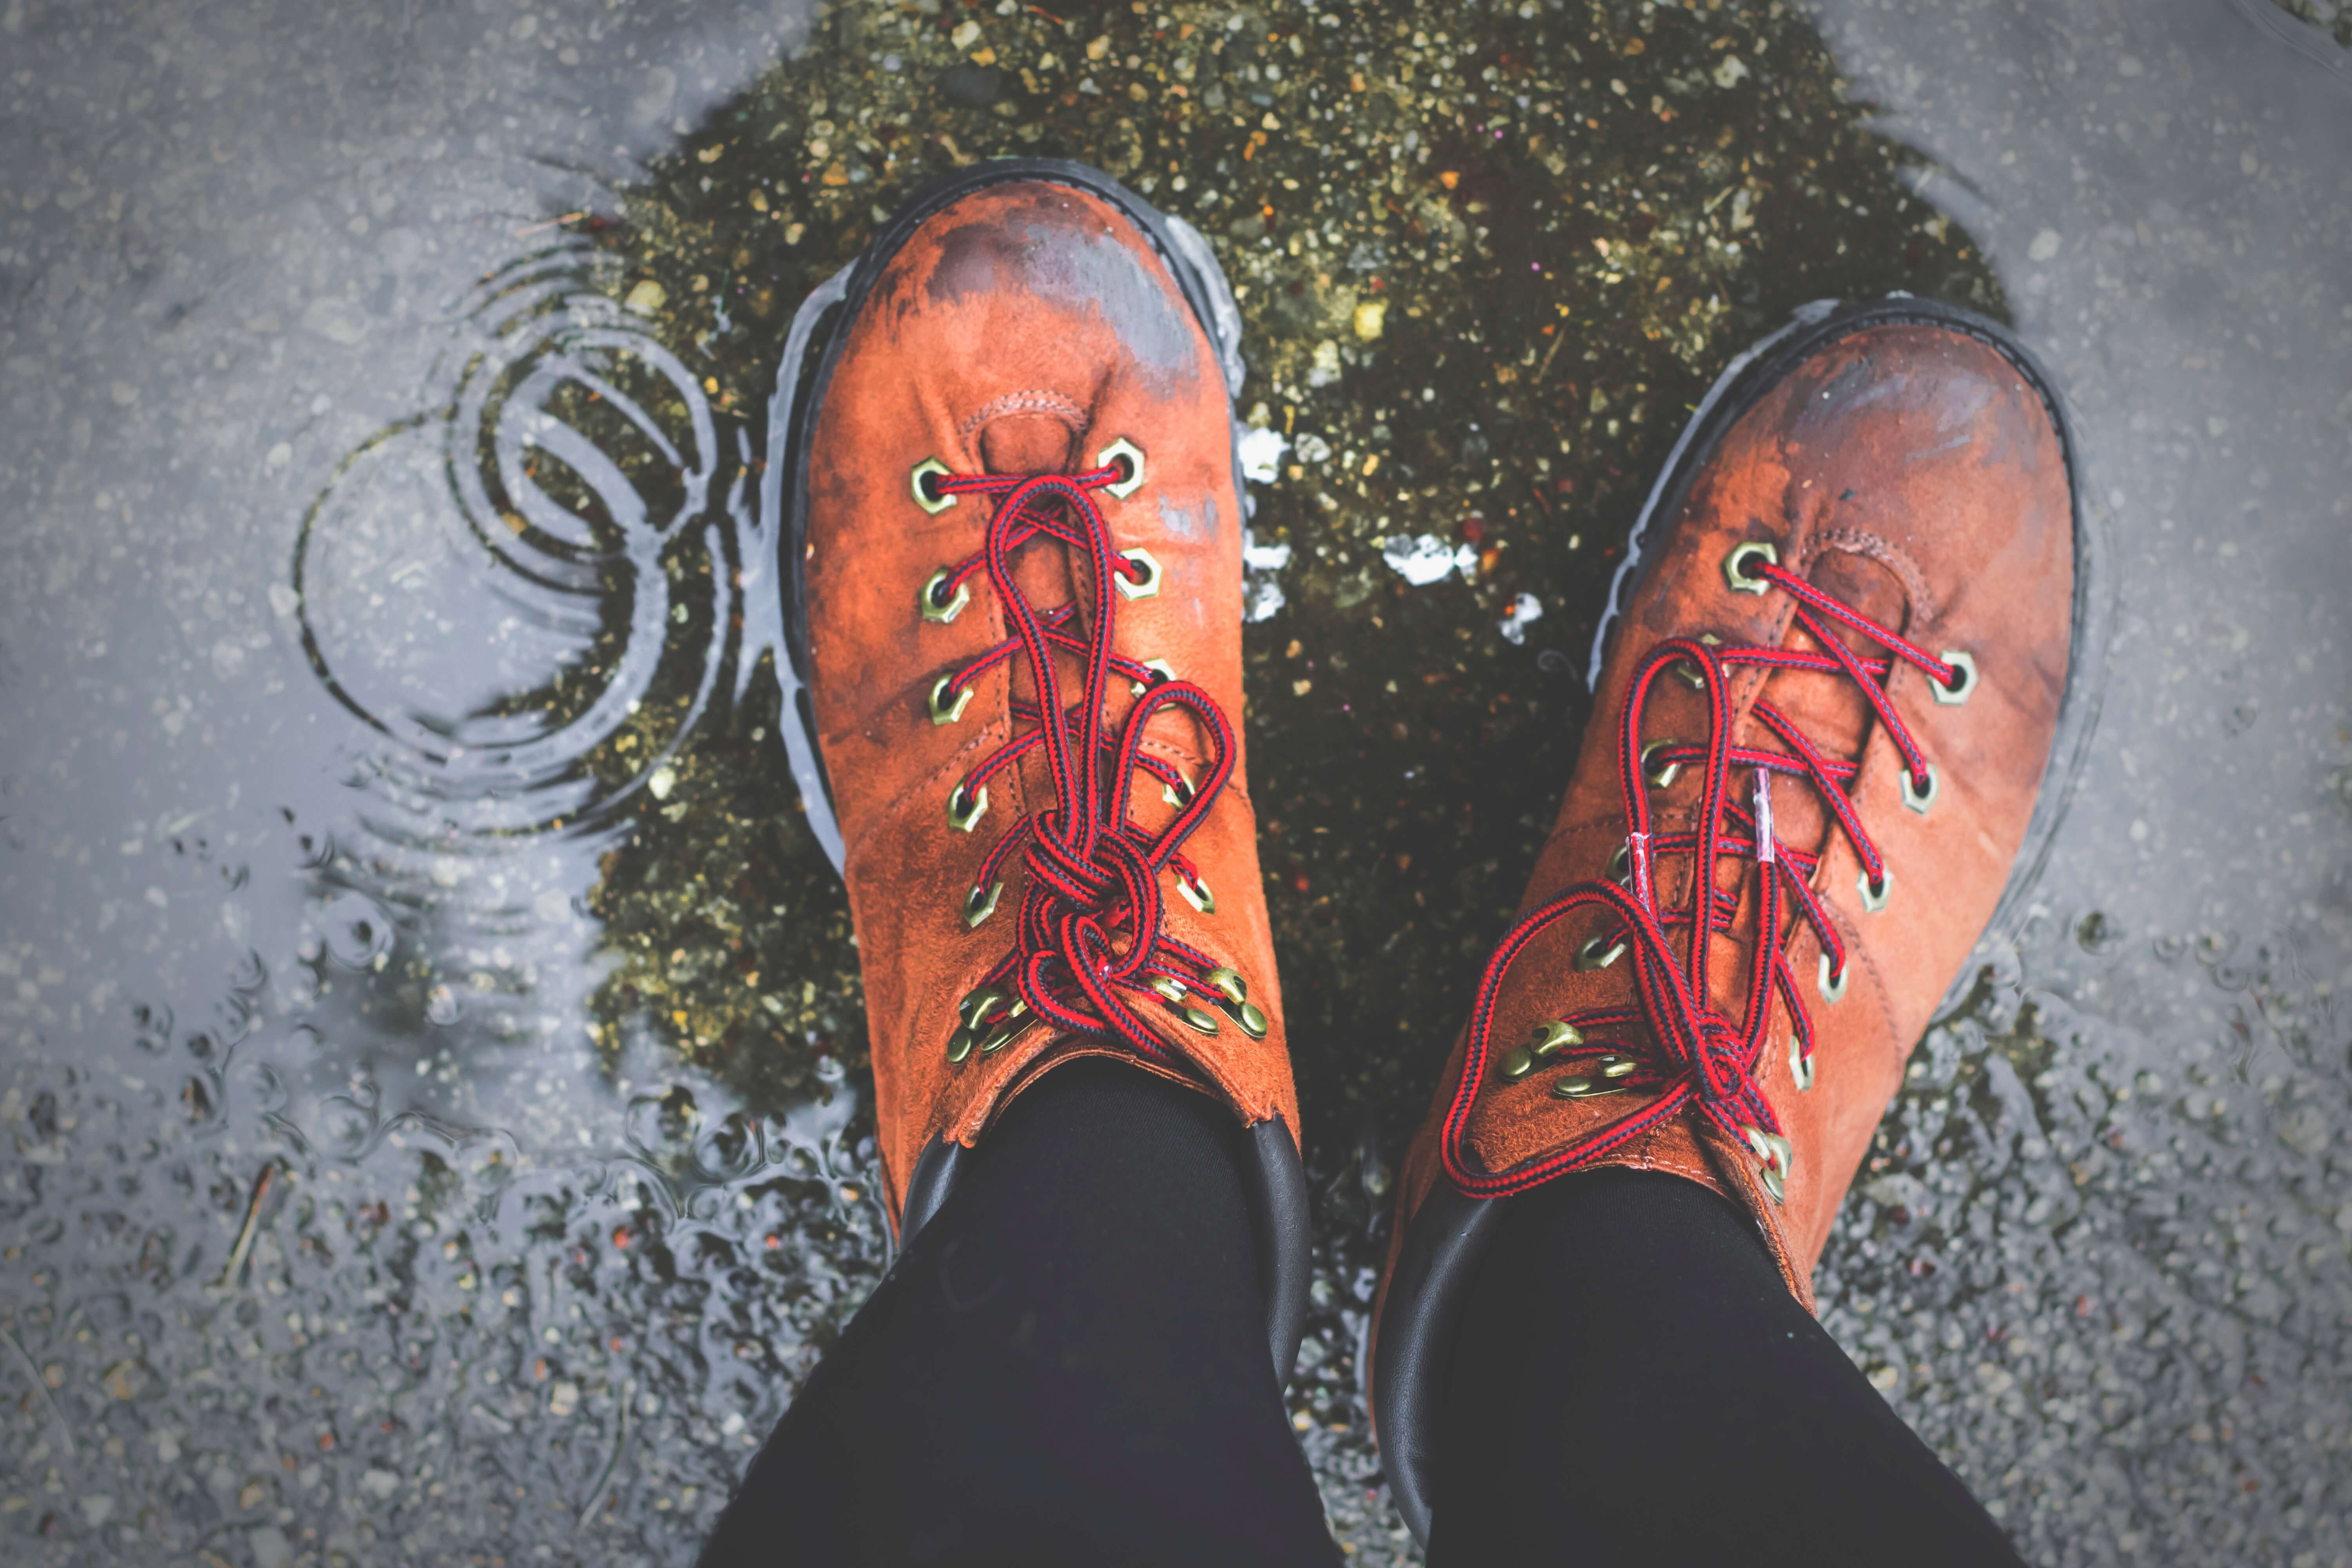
[271,234,861,1195]
[295,244,735,839]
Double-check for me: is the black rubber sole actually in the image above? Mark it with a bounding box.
[1374,294,2110,1545]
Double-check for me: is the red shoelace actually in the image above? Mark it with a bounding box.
[923,458,1241,1065]
[1439,550,1971,1201]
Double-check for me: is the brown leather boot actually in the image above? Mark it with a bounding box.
[771,162,1308,1373]
[1369,298,2102,1538]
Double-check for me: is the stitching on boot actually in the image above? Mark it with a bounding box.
[838,720,1016,873]
[1618,1122,1727,1191]
[957,389,1089,439]
[1809,525,1938,627]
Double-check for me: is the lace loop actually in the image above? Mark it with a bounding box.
[1440,554,1956,1198]
[926,459,1238,1064]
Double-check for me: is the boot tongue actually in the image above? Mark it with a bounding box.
[978,414,1078,474]
[976,412,1087,713]
[1807,548,1908,650]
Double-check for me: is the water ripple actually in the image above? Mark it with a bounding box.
[293,243,738,841]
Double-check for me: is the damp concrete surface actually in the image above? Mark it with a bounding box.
[2,0,2349,1563]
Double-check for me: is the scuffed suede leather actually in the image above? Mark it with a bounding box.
[800,180,1298,1229]
[1381,321,2075,1316]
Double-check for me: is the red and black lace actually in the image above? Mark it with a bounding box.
[1439,547,1970,1200]
[923,458,1238,1064]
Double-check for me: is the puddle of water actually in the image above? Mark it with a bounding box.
[2,0,2348,1562]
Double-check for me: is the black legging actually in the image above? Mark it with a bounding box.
[700,1062,2025,1566]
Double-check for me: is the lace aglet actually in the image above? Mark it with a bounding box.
[1753,767,1776,866]
[1628,831,1653,905]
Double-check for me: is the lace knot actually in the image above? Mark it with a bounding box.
[927,458,1239,1065]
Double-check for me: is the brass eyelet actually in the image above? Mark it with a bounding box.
[959,987,1029,1056]
[1197,968,1266,1039]
[1177,874,1215,915]
[947,782,989,833]
[1113,546,1162,601]
[929,676,974,726]
[1178,1004,1221,1036]
[1672,657,1707,691]
[1900,762,1938,815]
[1933,649,1977,707]
[1857,868,1890,913]
[1723,539,1778,595]
[1816,950,1849,1004]
[1607,841,1632,885]
[1149,976,1189,1005]
[910,457,957,515]
[1641,738,1688,790]
[1161,770,1196,809]
[1744,1127,1794,1205]
[1096,437,1147,499]
[1553,1075,1629,1100]
[946,1027,977,1064]
[1529,1020,1584,1057]
[1575,935,1627,972]
[958,985,1010,1029]
[962,880,1004,930]
[1597,1053,1637,1079]
[920,568,970,624]
[1789,1038,1816,1092]
[1129,657,1177,699]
